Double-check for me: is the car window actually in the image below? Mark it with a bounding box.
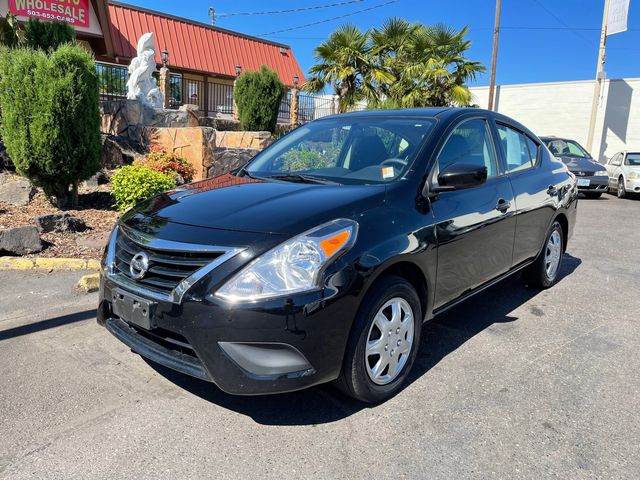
[545,139,590,158]
[436,118,498,179]
[497,124,537,173]
[625,153,640,166]
[246,117,435,185]
[611,154,622,166]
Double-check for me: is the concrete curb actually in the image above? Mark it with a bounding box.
[0,256,101,271]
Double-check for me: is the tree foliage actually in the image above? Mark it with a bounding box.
[303,18,485,110]
[24,18,76,51]
[0,44,101,206]
[234,66,285,133]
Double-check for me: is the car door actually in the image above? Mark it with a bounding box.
[494,121,555,266]
[606,153,622,188]
[430,117,516,308]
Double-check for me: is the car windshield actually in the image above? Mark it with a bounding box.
[545,139,591,159]
[626,153,640,166]
[243,117,436,185]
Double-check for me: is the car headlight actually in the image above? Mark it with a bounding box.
[596,170,608,177]
[627,171,640,180]
[215,219,358,302]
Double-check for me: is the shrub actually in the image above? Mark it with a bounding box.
[111,165,176,212]
[134,150,196,184]
[0,44,101,206]
[24,19,75,51]
[234,66,285,133]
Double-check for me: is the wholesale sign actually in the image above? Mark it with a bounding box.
[9,0,90,28]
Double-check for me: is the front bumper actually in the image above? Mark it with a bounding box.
[624,177,640,194]
[574,175,608,193]
[98,274,356,395]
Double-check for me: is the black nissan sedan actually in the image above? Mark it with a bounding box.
[98,108,577,403]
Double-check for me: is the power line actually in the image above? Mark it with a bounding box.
[256,0,399,37]
[529,0,590,41]
[217,0,365,17]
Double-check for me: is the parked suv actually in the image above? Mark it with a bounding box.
[99,108,577,403]
[540,136,608,198]
[605,151,640,198]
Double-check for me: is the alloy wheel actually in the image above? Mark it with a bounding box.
[365,297,415,386]
[618,178,626,198]
[544,229,562,280]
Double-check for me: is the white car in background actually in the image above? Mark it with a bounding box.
[605,152,640,198]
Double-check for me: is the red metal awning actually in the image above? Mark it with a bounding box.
[108,1,305,86]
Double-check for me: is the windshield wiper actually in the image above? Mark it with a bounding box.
[267,173,338,185]
[237,167,258,179]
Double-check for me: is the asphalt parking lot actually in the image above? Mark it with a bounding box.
[1,194,639,479]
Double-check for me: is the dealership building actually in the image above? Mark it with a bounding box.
[0,0,306,117]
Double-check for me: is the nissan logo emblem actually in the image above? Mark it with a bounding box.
[129,252,150,280]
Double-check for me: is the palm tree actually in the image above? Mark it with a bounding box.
[302,23,393,112]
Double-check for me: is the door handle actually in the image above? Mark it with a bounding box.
[495,198,511,213]
[547,185,558,196]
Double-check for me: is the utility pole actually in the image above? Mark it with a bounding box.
[487,0,502,111]
[585,0,611,154]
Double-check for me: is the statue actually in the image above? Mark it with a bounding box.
[126,32,164,108]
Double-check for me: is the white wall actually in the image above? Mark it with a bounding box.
[470,78,640,162]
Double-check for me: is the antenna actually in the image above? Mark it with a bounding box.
[208,5,216,26]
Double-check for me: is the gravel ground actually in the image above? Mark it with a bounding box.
[0,173,118,259]
[1,194,639,479]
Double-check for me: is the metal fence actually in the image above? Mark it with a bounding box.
[278,92,291,122]
[96,62,337,124]
[298,93,334,124]
[97,63,128,102]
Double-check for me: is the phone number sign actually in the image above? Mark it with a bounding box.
[9,0,89,28]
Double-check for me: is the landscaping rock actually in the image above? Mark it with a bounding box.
[82,171,109,188]
[0,226,42,255]
[0,178,36,207]
[101,135,145,169]
[36,213,88,234]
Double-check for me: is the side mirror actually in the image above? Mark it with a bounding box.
[434,163,488,193]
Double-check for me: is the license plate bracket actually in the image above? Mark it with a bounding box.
[112,288,156,330]
[577,178,591,187]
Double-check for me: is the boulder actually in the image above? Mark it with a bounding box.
[0,226,42,255]
[35,213,88,234]
[0,178,36,207]
[101,135,145,169]
[82,171,109,189]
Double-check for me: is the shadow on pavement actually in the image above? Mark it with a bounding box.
[146,254,582,426]
[0,309,96,341]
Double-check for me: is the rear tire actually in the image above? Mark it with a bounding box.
[335,275,422,403]
[523,221,564,289]
[618,177,626,199]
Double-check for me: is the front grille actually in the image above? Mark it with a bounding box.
[573,171,595,177]
[114,229,224,295]
[129,324,197,359]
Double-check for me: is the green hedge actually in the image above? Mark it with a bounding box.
[24,19,76,51]
[111,165,176,212]
[0,44,101,206]
[234,66,285,133]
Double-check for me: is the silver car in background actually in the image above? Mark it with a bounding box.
[540,136,609,199]
[605,152,640,198]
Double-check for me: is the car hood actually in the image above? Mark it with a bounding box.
[128,173,387,236]
[558,156,604,172]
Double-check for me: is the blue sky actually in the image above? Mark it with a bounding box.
[124,0,640,86]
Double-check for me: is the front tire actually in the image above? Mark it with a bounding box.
[618,177,626,198]
[523,221,564,289]
[335,276,422,403]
